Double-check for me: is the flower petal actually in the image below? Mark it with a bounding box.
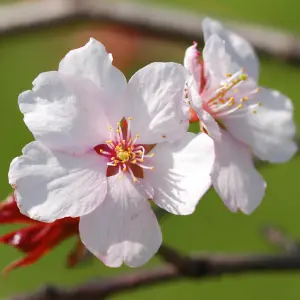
[59,38,127,125]
[9,141,107,222]
[125,62,190,144]
[189,87,221,140]
[223,88,297,163]
[184,42,202,92]
[79,174,162,267]
[19,71,111,154]
[202,17,259,81]
[145,132,215,215]
[203,34,240,89]
[212,130,266,214]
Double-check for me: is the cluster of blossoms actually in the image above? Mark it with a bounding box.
[3,18,296,270]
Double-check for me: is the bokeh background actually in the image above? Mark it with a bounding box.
[1,0,300,298]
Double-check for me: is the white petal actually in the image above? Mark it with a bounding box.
[125,62,190,144]
[19,71,111,154]
[184,42,202,92]
[189,88,221,140]
[79,174,162,267]
[203,34,240,89]
[202,18,259,81]
[212,130,266,214]
[59,38,127,125]
[223,88,297,163]
[9,141,107,222]
[145,132,215,215]
[200,110,221,140]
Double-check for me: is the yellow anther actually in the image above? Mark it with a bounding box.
[252,110,257,114]
[132,159,137,164]
[108,126,113,130]
[133,177,137,183]
[225,73,232,77]
[151,167,155,171]
[111,157,115,161]
[258,102,262,106]
[106,140,112,144]
[117,150,130,162]
[136,134,140,138]
[257,87,261,92]
[128,117,132,121]
[239,74,248,81]
[116,129,120,133]
[139,159,144,162]
[117,122,121,126]
[237,104,243,109]
[234,89,238,93]
[228,97,235,106]
[122,139,126,144]
[123,165,127,171]
[150,153,155,157]
[99,149,104,153]
[241,97,248,102]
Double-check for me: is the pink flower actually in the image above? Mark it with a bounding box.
[184,18,296,214]
[0,194,79,274]
[9,38,215,267]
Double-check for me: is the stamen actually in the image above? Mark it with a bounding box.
[137,163,155,170]
[144,153,155,158]
[128,167,138,183]
[117,122,123,141]
[127,117,132,140]
[131,134,140,146]
[96,117,156,185]
[99,149,112,156]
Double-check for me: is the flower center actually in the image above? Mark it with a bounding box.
[94,118,155,184]
[203,69,261,118]
[116,149,131,162]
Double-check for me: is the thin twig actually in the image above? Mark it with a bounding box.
[10,251,300,300]
[262,225,300,254]
[1,0,300,63]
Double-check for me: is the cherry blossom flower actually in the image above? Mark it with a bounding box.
[0,194,79,274]
[184,18,296,214]
[9,38,215,267]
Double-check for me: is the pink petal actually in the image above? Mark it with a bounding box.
[19,71,111,154]
[145,132,215,215]
[125,62,190,144]
[212,130,266,214]
[79,174,162,267]
[223,88,297,163]
[9,142,108,222]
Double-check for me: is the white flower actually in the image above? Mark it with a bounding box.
[9,38,215,267]
[184,18,297,214]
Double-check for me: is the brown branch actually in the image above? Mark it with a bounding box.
[1,0,300,63]
[10,250,300,300]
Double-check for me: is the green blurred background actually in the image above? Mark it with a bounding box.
[1,0,300,298]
